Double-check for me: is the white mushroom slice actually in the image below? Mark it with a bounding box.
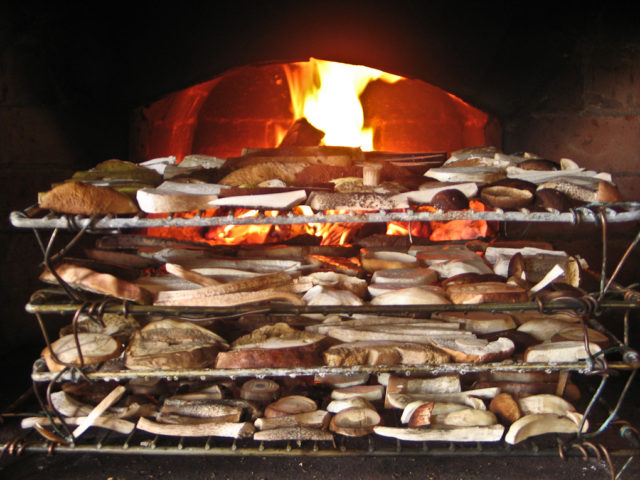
[264,396,317,418]
[386,390,494,410]
[327,397,374,414]
[387,374,461,395]
[329,407,381,437]
[433,311,516,334]
[517,394,576,416]
[370,286,450,306]
[524,341,602,363]
[371,267,438,286]
[331,385,385,402]
[374,424,505,442]
[505,413,588,445]
[435,408,497,427]
[303,285,364,306]
[314,373,370,388]
[240,379,280,403]
[361,251,419,272]
[517,319,575,341]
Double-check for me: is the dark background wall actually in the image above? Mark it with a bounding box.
[1,1,639,358]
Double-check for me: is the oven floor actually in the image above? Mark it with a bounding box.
[1,452,634,480]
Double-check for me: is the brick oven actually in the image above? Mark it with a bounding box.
[1,2,640,478]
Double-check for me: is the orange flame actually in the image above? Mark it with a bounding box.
[283,58,403,150]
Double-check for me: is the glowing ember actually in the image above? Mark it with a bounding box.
[283,58,403,150]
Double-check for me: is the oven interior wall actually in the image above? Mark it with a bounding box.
[1,2,639,373]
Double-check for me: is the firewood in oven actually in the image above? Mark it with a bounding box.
[40,263,154,304]
[235,245,358,260]
[41,333,123,373]
[323,341,450,367]
[304,256,361,279]
[445,146,500,164]
[124,319,229,371]
[237,145,363,168]
[293,164,362,185]
[278,117,325,147]
[39,181,139,215]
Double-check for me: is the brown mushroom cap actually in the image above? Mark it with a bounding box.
[431,189,469,211]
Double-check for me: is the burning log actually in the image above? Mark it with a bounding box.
[278,118,325,147]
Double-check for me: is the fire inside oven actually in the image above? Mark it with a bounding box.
[5,54,640,472]
[136,58,496,246]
